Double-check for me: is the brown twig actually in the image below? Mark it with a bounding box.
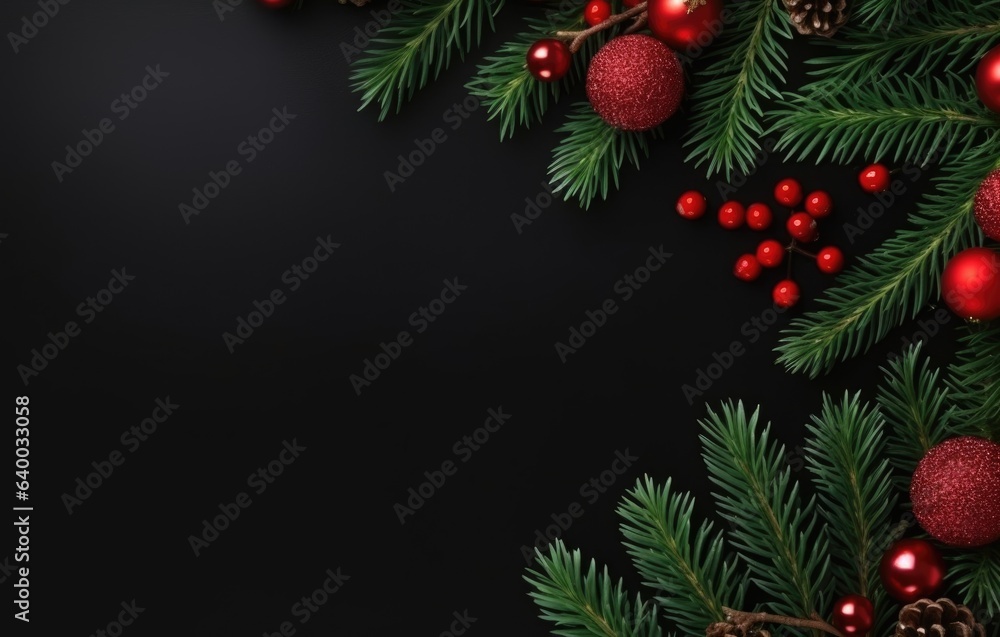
[623,11,649,35]
[722,607,846,637]
[554,2,649,54]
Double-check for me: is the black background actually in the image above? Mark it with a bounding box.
[1,0,962,634]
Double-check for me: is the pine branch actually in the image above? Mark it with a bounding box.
[684,0,793,179]
[850,0,917,33]
[947,543,1000,619]
[351,0,504,120]
[617,476,747,635]
[774,142,1000,378]
[525,539,663,637]
[946,323,1000,441]
[803,392,895,636]
[548,101,660,209]
[698,401,831,618]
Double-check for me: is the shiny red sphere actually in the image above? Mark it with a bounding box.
[756,239,785,268]
[859,163,891,193]
[941,247,1000,320]
[526,39,572,82]
[816,246,844,274]
[647,0,724,52]
[584,0,612,26]
[774,178,803,207]
[746,203,772,230]
[787,212,818,242]
[976,43,1000,113]
[772,279,800,308]
[831,594,875,635]
[717,200,745,230]
[734,254,762,281]
[805,191,833,218]
[879,538,946,602]
[676,190,707,219]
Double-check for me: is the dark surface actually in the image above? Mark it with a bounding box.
[1,0,959,634]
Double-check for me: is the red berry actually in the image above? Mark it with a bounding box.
[817,246,845,274]
[859,163,891,193]
[787,212,818,242]
[756,239,785,268]
[734,254,762,281]
[774,178,803,207]
[773,279,800,308]
[717,201,745,230]
[676,190,707,219]
[746,203,772,230]
[804,191,833,218]
[584,0,612,26]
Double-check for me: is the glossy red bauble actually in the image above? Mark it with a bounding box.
[831,595,875,636]
[940,247,1000,321]
[859,164,890,193]
[526,39,572,82]
[584,0,612,26]
[976,43,1000,113]
[879,538,947,602]
[647,0,724,52]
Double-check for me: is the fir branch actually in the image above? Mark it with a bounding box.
[684,0,792,179]
[803,392,894,636]
[851,0,917,33]
[548,101,659,209]
[351,0,504,120]
[525,539,663,637]
[617,476,747,635]
[946,323,1000,441]
[698,401,831,618]
[774,143,1000,378]
[947,543,1000,619]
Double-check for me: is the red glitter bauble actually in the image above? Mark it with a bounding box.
[647,0,725,52]
[940,247,1000,321]
[974,168,1000,241]
[585,35,684,131]
[976,43,1000,113]
[831,594,875,636]
[910,436,1000,547]
[879,538,947,603]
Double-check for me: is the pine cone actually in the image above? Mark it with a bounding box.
[896,598,987,637]
[781,0,849,37]
[706,622,771,637]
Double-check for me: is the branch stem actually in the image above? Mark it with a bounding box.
[722,608,846,637]
[555,2,648,54]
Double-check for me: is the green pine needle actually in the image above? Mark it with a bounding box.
[946,323,1000,441]
[617,476,746,635]
[947,543,1000,620]
[698,401,831,618]
[683,0,792,180]
[548,102,659,209]
[524,539,663,637]
[351,0,504,120]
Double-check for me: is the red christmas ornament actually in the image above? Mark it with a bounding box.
[910,436,1000,547]
[879,538,947,603]
[586,35,684,131]
[647,0,724,52]
[831,594,875,636]
[974,168,1000,241]
[976,43,1000,113]
[584,0,612,26]
[526,39,572,82]
[676,190,707,219]
[940,247,1000,321]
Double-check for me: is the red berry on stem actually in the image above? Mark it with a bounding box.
[526,39,572,82]
[805,190,833,218]
[733,254,762,281]
[816,246,844,274]
[774,178,803,207]
[831,594,875,636]
[773,279,800,308]
[676,190,707,219]
[859,163,891,193]
[756,239,785,268]
[746,203,772,230]
[584,0,611,26]
[787,212,818,242]
[717,201,745,230]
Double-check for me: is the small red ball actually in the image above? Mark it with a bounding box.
[584,0,612,26]
[718,201,745,229]
[774,178,803,207]
[676,190,707,219]
[805,191,833,218]
[526,39,572,82]
[879,538,947,603]
[859,164,891,193]
[816,246,844,274]
[974,168,1000,241]
[734,254,762,281]
[831,594,875,636]
[647,0,724,52]
[746,203,772,230]
[787,212,818,242]
[772,279,800,308]
[976,43,1000,113]
[756,239,785,268]
[940,247,1000,321]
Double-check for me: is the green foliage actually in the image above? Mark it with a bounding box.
[947,543,1000,620]
[947,323,1000,441]
[684,0,792,179]
[351,0,504,120]
[525,539,663,637]
[617,476,746,634]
